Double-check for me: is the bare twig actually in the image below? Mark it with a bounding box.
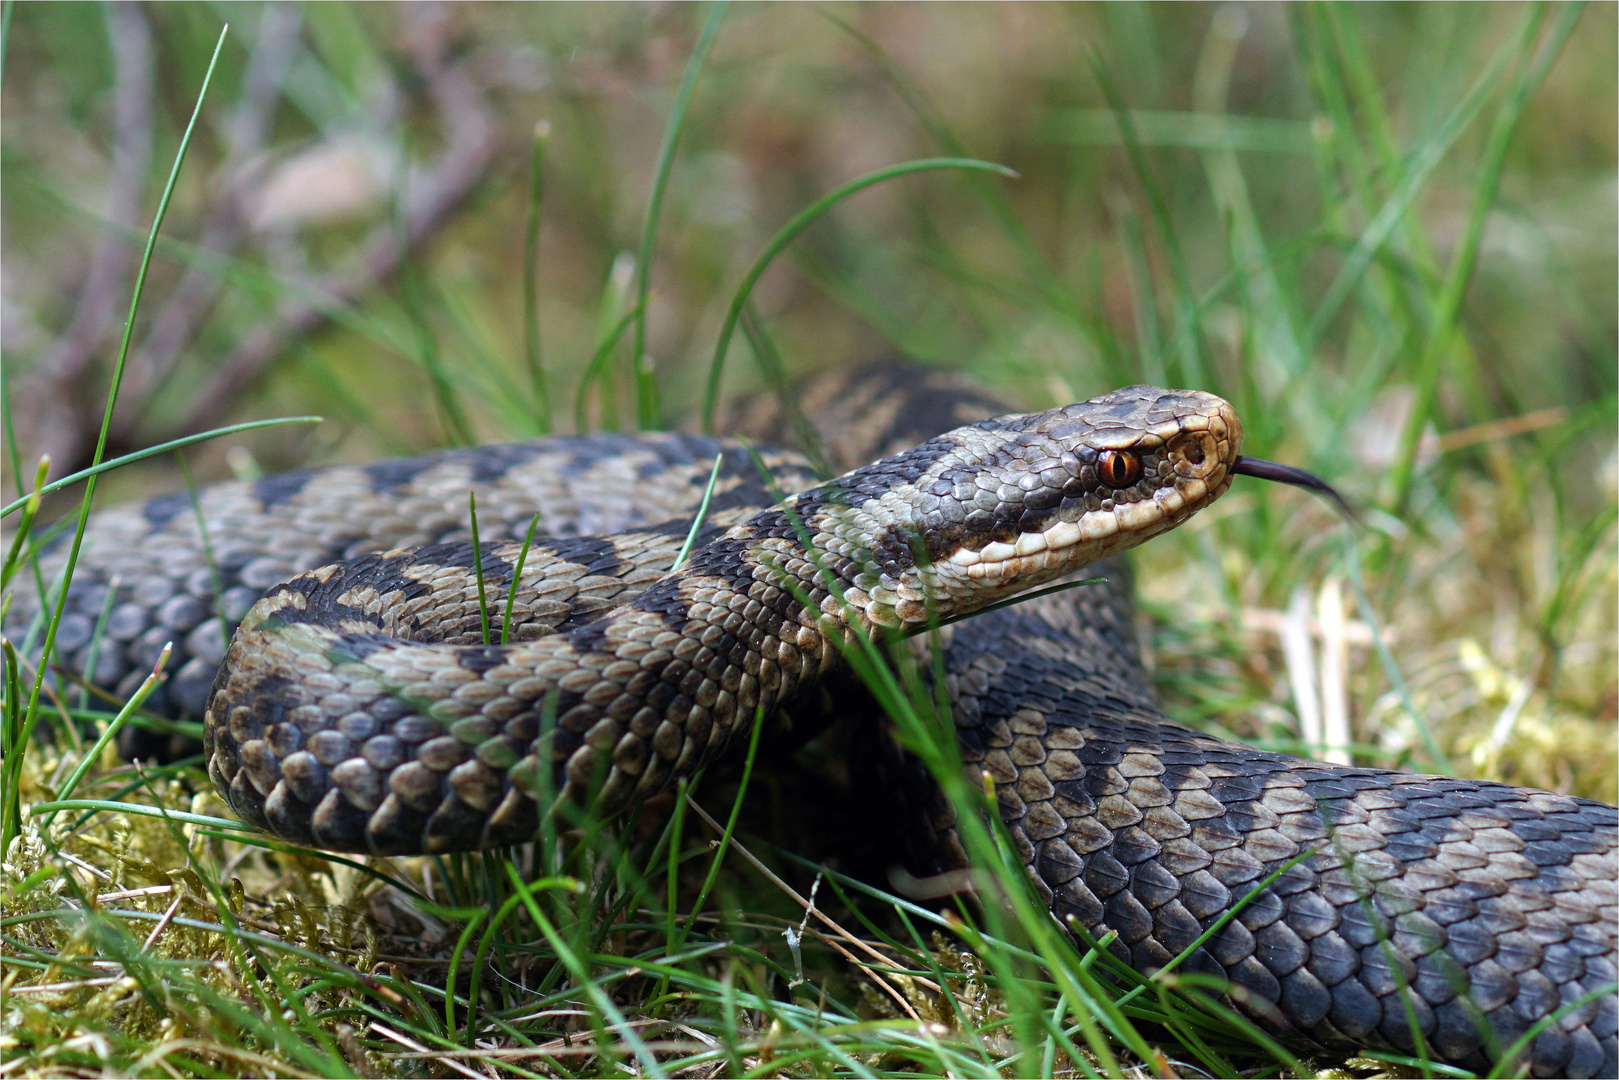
[163,7,498,442]
[24,1,153,472]
[109,2,305,442]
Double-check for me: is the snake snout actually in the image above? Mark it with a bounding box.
[1156,397,1242,504]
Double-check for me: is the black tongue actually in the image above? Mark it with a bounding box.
[1232,456,1358,523]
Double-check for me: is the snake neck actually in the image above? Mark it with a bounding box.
[681,495,955,641]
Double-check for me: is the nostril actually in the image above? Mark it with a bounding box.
[1184,440,1206,465]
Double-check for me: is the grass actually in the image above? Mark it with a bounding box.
[2,3,1615,1078]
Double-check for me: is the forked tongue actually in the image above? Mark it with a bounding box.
[1232,456,1357,523]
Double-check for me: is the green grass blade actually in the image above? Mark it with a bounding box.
[930,576,1105,630]
[40,646,171,830]
[1193,8,1305,385]
[739,303,833,477]
[523,121,552,433]
[701,156,1016,433]
[0,1,12,86]
[822,10,1085,328]
[28,800,252,831]
[1389,3,1579,513]
[670,452,725,571]
[573,300,644,433]
[1321,3,1445,282]
[469,492,491,645]
[2,23,229,858]
[500,513,542,646]
[1343,533,1452,773]
[501,862,662,1074]
[1089,47,1207,389]
[174,451,236,662]
[434,281,546,438]
[1301,6,1539,352]
[1038,108,1315,154]
[632,1,727,431]
[0,416,321,519]
[665,705,766,961]
[1488,983,1619,1079]
[401,234,473,447]
[1116,202,1165,385]
[71,563,121,713]
[1,456,49,594]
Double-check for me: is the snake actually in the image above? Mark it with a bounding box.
[13,363,1616,1077]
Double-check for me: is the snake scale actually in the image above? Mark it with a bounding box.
[14,363,1616,1077]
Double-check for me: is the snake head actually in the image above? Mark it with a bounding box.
[837,385,1244,626]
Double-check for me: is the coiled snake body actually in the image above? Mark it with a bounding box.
[17,366,1616,1077]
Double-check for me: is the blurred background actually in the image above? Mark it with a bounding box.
[4,2,1615,796]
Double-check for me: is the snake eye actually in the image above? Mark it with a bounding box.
[1099,450,1142,488]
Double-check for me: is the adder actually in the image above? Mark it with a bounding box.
[12,363,1616,1077]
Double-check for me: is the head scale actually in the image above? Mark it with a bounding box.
[838,385,1244,626]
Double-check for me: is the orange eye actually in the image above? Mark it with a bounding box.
[1099,450,1142,488]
